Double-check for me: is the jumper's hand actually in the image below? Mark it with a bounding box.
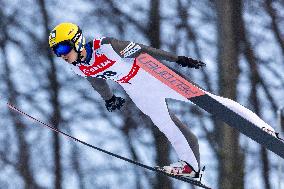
[105,95,125,112]
[176,56,206,69]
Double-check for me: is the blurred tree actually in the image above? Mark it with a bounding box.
[264,0,284,58]
[215,0,244,189]
[239,2,271,188]
[37,0,63,188]
[1,7,43,189]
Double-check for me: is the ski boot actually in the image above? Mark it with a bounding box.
[262,127,284,141]
[156,160,205,182]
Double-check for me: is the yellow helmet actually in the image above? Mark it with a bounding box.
[48,22,85,54]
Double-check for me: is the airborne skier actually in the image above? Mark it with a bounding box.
[48,22,280,180]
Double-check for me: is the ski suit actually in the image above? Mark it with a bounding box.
[69,37,201,171]
[69,37,275,172]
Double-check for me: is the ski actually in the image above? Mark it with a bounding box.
[6,102,211,189]
[136,53,284,159]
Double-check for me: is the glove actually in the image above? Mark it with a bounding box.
[176,56,206,69]
[105,95,125,112]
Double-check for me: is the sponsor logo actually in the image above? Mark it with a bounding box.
[136,54,205,98]
[72,32,81,43]
[50,31,56,39]
[120,42,141,58]
[79,59,115,76]
[68,28,74,35]
[49,31,56,45]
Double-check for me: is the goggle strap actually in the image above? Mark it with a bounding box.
[71,27,82,44]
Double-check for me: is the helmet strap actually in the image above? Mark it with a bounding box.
[71,51,83,66]
[71,49,87,66]
[72,42,92,66]
[71,28,82,44]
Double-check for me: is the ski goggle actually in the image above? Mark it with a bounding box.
[52,42,73,57]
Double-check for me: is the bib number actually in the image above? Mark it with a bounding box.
[96,71,117,79]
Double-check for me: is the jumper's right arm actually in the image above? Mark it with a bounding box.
[86,77,125,112]
[86,77,113,100]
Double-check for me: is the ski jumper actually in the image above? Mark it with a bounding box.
[69,37,276,171]
[70,37,200,170]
